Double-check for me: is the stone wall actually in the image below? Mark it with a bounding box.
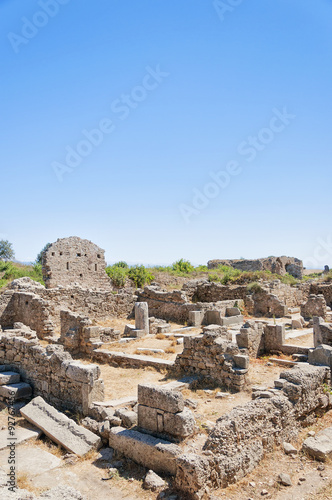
[0,290,55,339]
[183,281,248,303]
[207,256,303,279]
[42,236,111,289]
[301,294,327,319]
[59,309,121,354]
[175,364,331,498]
[0,327,104,415]
[174,332,249,391]
[137,286,242,324]
[313,316,332,347]
[310,283,332,308]
[0,279,136,335]
[248,288,287,317]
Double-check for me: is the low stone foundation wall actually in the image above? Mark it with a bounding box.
[175,364,331,498]
[137,286,243,324]
[0,328,104,415]
[0,278,136,336]
[174,332,249,391]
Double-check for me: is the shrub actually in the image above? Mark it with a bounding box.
[208,273,220,282]
[196,265,208,272]
[105,265,128,287]
[172,259,194,274]
[128,265,154,288]
[113,261,128,269]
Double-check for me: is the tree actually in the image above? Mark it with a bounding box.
[0,240,15,261]
[36,243,51,265]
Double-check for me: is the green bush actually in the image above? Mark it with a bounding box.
[105,265,128,287]
[0,262,45,289]
[196,264,208,272]
[172,259,194,274]
[113,261,128,269]
[208,273,220,282]
[128,265,154,288]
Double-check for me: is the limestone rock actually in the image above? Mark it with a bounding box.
[302,427,332,461]
[143,470,166,491]
[20,396,101,456]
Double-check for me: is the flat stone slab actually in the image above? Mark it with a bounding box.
[303,427,332,461]
[0,371,20,386]
[0,447,61,476]
[20,396,101,456]
[109,426,180,475]
[93,396,137,408]
[0,382,32,400]
[0,425,42,450]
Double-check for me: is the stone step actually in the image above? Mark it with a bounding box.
[0,382,32,401]
[0,371,21,386]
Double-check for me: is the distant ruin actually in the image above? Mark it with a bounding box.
[42,236,110,289]
[207,255,303,279]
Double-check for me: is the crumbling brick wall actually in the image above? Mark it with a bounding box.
[0,328,104,415]
[175,364,331,498]
[42,236,111,289]
[174,332,249,391]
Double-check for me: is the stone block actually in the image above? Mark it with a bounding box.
[308,345,332,366]
[0,382,32,400]
[0,371,20,385]
[66,361,100,384]
[131,329,146,338]
[164,408,195,438]
[20,396,101,456]
[188,311,204,327]
[302,427,332,461]
[138,384,184,413]
[109,426,181,475]
[226,307,241,317]
[220,315,244,326]
[114,408,137,428]
[233,355,249,369]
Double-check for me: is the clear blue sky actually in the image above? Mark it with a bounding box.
[1,0,332,268]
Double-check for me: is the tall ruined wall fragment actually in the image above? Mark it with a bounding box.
[42,236,110,289]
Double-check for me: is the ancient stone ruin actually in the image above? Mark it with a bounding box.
[1,243,332,499]
[42,236,110,289]
[208,255,304,279]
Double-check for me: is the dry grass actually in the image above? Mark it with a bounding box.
[155,333,166,340]
[30,435,65,458]
[98,365,166,399]
[17,472,47,494]
[165,347,176,354]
